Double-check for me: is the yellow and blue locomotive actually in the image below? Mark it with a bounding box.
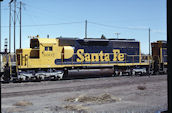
[1,36,167,82]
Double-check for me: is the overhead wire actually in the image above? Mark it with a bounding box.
[88,21,148,31]
[88,21,166,34]
[1,21,84,28]
[1,2,84,30]
[24,3,73,22]
[1,20,166,34]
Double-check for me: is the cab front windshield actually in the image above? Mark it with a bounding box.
[30,39,39,49]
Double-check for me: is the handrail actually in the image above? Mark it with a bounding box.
[17,52,150,67]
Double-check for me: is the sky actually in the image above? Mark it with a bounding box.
[1,0,166,54]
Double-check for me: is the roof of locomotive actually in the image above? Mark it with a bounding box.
[36,38,57,44]
[56,37,137,42]
[157,40,167,43]
[152,40,167,44]
[56,37,139,47]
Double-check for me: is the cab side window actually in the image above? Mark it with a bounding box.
[45,47,48,51]
[45,46,53,51]
[49,47,53,51]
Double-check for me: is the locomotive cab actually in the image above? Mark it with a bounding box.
[16,38,59,68]
[16,38,40,67]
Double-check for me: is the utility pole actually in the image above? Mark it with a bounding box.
[19,1,21,48]
[115,33,120,39]
[9,1,12,53]
[149,28,151,58]
[148,28,151,75]
[85,20,87,39]
[14,0,16,53]
[0,0,2,72]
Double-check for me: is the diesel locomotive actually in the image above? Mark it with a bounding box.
[1,36,167,82]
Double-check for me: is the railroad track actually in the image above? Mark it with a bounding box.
[1,75,167,98]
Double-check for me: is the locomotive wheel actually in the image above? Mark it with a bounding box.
[33,76,41,82]
[50,76,56,81]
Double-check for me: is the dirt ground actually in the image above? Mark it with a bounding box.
[1,75,167,113]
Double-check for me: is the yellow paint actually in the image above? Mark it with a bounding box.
[17,38,58,69]
[113,49,124,61]
[99,51,104,61]
[38,38,57,44]
[104,53,110,61]
[91,54,99,62]
[113,49,119,61]
[76,49,84,62]
[160,48,162,63]
[85,53,91,62]
[63,46,74,59]
[118,54,124,61]
[139,42,141,63]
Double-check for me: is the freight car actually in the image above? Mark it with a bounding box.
[1,36,167,82]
